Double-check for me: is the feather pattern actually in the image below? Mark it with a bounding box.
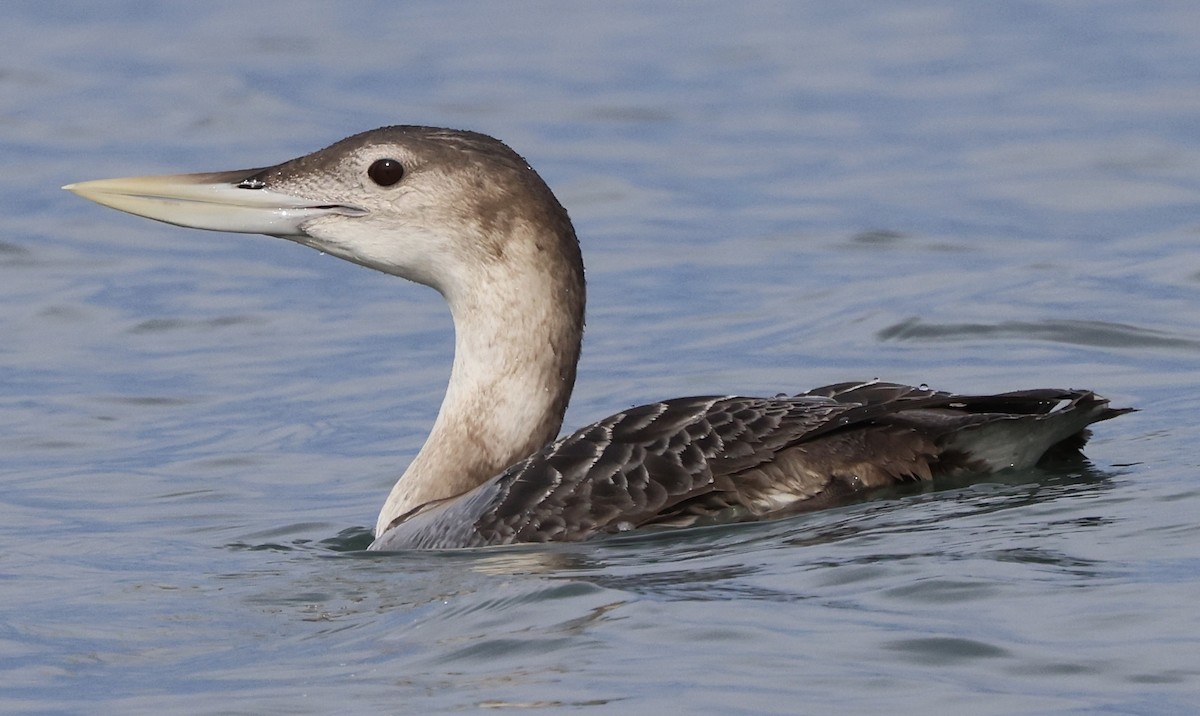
[373,381,1129,549]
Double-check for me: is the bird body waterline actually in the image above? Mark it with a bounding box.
[65,126,1131,550]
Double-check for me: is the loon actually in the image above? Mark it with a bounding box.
[64,126,1131,549]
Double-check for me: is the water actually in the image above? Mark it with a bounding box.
[3,2,1199,713]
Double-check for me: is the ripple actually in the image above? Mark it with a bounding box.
[878,317,1200,350]
[885,636,1011,665]
[128,315,262,334]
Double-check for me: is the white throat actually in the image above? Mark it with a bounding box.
[374,224,583,536]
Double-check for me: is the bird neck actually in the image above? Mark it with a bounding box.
[375,225,585,536]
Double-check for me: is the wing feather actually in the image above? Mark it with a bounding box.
[374,381,1130,548]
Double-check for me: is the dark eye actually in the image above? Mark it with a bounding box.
[368,158,405,187]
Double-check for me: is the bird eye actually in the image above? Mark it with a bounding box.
[368,158,405,187]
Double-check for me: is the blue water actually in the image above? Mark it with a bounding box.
[3,2,1199,713]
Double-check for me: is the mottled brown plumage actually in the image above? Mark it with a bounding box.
[375,382,1126,549]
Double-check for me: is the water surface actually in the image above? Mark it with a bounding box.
[2,2,1198,713]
